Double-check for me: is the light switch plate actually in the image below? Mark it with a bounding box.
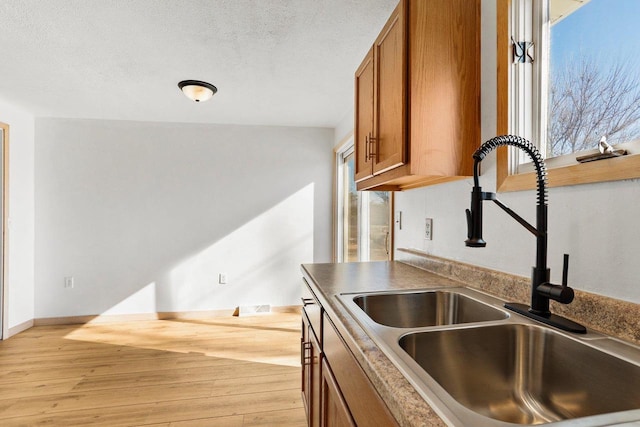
[395,211,402,230]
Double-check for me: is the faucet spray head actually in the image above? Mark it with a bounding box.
[465,186,486,247]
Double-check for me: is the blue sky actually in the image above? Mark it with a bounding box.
[551,0,640,71]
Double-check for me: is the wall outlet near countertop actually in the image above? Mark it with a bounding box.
[218,273,227,284]
[64,276,74,288]
[425,218,433,240]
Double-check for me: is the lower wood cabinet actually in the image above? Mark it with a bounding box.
[321,358,356,427]
[301,304,398,425]
[302,278,398,426]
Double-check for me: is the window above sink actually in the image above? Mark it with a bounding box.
[497,0,640,191]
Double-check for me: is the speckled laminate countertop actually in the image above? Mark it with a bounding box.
[301,252,640,427]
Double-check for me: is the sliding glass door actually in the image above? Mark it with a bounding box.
[337,141,391,263]
[341,150,359,261]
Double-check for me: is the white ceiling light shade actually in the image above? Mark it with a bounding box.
[178,80,218,102]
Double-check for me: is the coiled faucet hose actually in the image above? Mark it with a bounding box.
[473,135,548,206]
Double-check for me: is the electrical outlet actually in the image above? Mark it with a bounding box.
[218,273,227,284]
[425,218,433,240]
[64,276,74,288]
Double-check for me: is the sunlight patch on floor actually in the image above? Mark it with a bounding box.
[63,312,302,367]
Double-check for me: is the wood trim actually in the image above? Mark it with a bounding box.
[398,175,467,191]
[496,0,510,191]
[1,121,8,341]
[496,0,510,137]
[356,164,409,190]
[7,318,32,338]
[356,169,469,191]
[389,192,395,261]
[495,0,640,192]
[499,154,640,191]
[33,306,301,327]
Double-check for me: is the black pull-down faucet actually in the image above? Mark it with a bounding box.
[465,135,586,333]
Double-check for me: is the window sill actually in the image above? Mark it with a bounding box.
[497,149,640,192]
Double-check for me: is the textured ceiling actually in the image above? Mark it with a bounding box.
[0,0,398,127]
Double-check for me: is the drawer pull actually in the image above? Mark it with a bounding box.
[303,342,313,366]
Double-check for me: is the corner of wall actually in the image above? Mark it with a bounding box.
[0,98,36,332]
[334,107,354,149]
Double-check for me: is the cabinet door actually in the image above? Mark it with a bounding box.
[373,0,407,175]
[302,311,322,427]
[355,47,375,182]
[310,330,321,426]
[301,315,311,420]
[321,359,356,427]
[323,314,398,426]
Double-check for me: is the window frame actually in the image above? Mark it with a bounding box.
[496,0,640,192]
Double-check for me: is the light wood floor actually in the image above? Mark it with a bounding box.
[0,312,306,426]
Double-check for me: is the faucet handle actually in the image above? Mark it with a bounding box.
[562,253,569,288]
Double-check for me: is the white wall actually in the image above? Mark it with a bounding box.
[35,118,333,318]
[394,174,640,303]
[0,99,36,330]
[394,0,640,304]
[334,108,355,148]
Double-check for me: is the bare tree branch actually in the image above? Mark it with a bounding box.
[548,57,640,156]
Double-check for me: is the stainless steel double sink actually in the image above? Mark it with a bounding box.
[338,288,640,426]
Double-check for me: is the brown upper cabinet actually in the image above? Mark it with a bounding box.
[355,3,407,183]
[354,0,480,191]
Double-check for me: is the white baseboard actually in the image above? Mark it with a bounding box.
[33,305,301,327]
[6,319,34,338]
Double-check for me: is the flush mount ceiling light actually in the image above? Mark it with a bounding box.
[178,80,218,102]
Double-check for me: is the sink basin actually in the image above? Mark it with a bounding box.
[399,324,640,424]
[353,290,507,328]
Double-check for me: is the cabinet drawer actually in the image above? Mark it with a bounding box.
[323,313,398,427]
[302,278,322,343]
